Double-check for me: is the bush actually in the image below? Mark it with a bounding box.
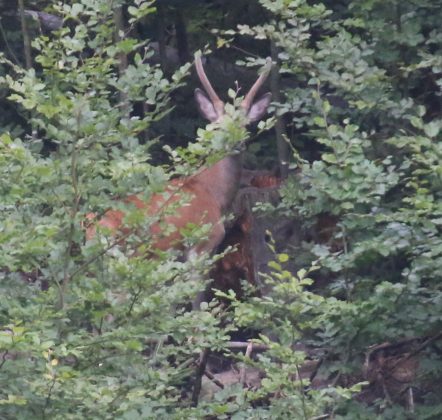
[1,0,441,418]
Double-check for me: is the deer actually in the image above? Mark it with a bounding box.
[86,53,272,309]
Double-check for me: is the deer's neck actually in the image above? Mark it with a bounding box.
[193,154,242,213]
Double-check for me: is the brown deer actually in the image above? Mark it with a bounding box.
[86,54,272,308]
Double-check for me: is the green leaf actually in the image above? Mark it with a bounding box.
[423,121,440,138]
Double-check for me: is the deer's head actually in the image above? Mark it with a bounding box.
[194,54,272,125]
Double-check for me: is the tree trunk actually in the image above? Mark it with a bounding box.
[270,40,289,179]
[18,0,32,69]
[113,5,130,118]
[174,9,189,64]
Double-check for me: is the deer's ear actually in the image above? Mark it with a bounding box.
[247,92,272,122]
[195,88,219,122]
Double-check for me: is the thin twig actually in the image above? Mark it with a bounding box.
[386,332,442,377]
[192,348,210,406]
[227,341,269,351]
[0,350,9,369]
[204,369,225,389]
[42,377,56,420]
[295,363,308,419]
[240,341,253,386]
[127,287,143,317]
[0,18,21,65]
[407,387,415,413]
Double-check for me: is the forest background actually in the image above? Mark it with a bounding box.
[0,0,441,418]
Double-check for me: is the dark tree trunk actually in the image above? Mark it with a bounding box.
[18,0,32,69]
[270,40,289,179]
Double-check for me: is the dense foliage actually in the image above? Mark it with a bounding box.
[0,0,441,418]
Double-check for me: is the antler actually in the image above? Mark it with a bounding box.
[241,57,272,112]
[195,53,225,117]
